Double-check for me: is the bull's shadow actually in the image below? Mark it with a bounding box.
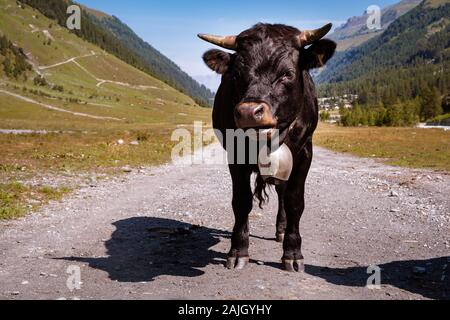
[302,257,450,300]
[62,217,229,282]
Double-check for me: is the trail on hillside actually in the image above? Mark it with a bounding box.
[37,52,162,91]
[0,144,448,300]
[38,52,98,70]
[0,88,123,121]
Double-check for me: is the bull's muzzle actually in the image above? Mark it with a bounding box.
[234,102,277,129]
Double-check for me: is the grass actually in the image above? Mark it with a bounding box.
[0,182,71,220]
[0,0,212,219]
[0,124,209,220]
[0,127,190,172]
[0,0,89,66]
[76,54,161,87]
[315,123,450,171]
[0,119,211,220]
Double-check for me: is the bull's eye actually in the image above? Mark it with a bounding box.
[274,71,295,85]
[283,71,295,82]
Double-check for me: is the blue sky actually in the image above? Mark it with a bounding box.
[78,0,399,89]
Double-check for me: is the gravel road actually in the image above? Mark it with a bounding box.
[0,144,449,300]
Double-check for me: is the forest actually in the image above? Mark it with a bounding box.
[337,87,442,127]
[317,1,450,126]
[0,35,32,80]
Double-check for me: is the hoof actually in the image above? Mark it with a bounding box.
[276,233,285,243]
[282,259,305,273]
[226,257,249,270]
[226,257,236,269]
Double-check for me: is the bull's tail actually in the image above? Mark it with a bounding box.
[254,174,271,209]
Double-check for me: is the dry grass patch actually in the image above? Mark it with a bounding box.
[0,182,71,220]
[315,123,450,171]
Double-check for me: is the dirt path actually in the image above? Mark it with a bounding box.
[0,88,122,121]
[0,144,449,300]
[36,52,161,91]
[38,52,97,70]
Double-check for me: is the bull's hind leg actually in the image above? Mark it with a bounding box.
[275,184,287,243]
[282,143,313,272]
[227,165,253,270]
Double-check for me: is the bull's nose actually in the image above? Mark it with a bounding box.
[234,102,277,129]
[234,104,264,121]
[234,108,242,120]
[253,104,265,120]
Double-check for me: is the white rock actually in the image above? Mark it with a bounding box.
[389,191,399,197]
[122,166,132,173]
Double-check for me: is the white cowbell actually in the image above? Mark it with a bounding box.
[258,144,293,185]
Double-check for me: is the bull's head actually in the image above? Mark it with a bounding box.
[199,23,336,133]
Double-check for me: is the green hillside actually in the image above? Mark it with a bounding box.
[0,0,211,218]
[19,0,213,107]
[0,0,209,127]
[317,0,450,125]
[0,0,210,174]
[88,12,214,107]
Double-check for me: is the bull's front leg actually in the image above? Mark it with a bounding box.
[227,164,253,270]
[275,183,287,243]
[282,143,313,272]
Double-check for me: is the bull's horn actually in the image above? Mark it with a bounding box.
[197,34,237,50]
[298,23,333,47]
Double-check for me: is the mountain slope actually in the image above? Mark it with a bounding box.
[19,0,213,107]
[0,0,211,215]
[88,12,214,107]
[329,0,422,51]
[0,0,210,130]
[317,0,450,108]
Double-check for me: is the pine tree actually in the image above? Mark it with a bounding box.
[420,87,443,121]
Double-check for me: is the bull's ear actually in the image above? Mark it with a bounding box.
[300,39,337,70]
[203,49,232,74]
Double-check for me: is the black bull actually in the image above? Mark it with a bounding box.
[199,23,337,272]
